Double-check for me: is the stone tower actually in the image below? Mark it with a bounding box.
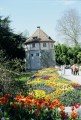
[24,27,56,70]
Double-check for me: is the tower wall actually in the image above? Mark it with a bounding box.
[25,46,56,70]
[26,50,41,70]
[40,49,56,68]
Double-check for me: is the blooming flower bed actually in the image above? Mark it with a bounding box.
[28,68,74,100]
[0,94,80,120]
[0,67,81,119]
[28,68,81,107]
[71,83,81,90]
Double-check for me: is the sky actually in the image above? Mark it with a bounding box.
[0,0,81,43]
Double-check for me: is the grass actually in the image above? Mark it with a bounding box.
[15,70,37,82]
[19,76,30,82]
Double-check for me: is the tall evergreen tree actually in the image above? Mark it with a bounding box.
[0,16,26,59]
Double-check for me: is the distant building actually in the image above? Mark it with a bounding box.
[24,27,56,70]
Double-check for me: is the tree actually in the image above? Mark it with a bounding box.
[55,44,62,64]
[55,44,72,65]
[72,45,81,63]
[40,51,55,68]
[55,43,81,65]
[56,9,81,46]
[77,52,81,63]
[0,16,26,59]
[0,16,11,31]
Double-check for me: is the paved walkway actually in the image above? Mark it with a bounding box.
[58,69,81,85]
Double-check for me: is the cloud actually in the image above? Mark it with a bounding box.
[63,0,76,5]
[64,0,76,5]
[56,0,76,6]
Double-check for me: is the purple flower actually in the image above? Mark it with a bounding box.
[0,109,2,113]
[1,117,5,120]
[42,76,50,80]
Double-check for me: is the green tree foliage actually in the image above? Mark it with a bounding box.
[0,50,25,74]
[0,16,26,60]
[55,44,81,65]
[0,16,27,73]
[77,52,81,63]
[6,58,25,73]
[0,50,7,63]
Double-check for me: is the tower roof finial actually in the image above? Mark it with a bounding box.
[37,26,40,29]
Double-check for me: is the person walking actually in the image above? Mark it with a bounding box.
[71,64,76,75]
[75,65,79,75]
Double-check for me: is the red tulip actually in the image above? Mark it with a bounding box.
[74,104,80,109]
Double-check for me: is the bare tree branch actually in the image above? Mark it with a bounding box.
[56,9,81,46]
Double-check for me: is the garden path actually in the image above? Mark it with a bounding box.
[58,68,81,85]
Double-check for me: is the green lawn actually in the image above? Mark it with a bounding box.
[19,76,30,82]
[15,71,37,82]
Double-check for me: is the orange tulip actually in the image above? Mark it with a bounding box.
[37,103,43,109]
[44,101,50,107]
[25,98,32,104]
[14,95,24,101]
[0,97,8,104]
[71,111,78,119]
[27,96,34,100]
[49,103,56,109]
[38,98,45,104]
[52,99,61,107]
[60,105,65,111]
[34,100,39,106]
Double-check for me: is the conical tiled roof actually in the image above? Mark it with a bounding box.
[25,28,55,44]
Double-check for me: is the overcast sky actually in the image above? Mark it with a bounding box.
[0,0,81,42]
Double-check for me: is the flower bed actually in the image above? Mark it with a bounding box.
[0,67,81,119]
[28,68,81,107]
[28,68,74,101]
[28,67,81,119]
[71,83,81,90]
[0,94,80,120]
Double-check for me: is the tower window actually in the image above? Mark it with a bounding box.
[51,43,53,48]
[32,43,35,48]
[33,36,37,39]
[36,53,39,56]
[31,54,33,57]
[43,43,46,47]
